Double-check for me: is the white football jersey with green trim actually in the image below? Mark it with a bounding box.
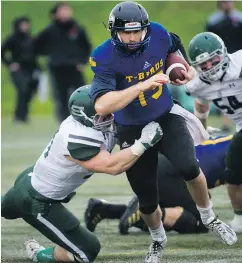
[186,50,242,132]
[31,116,116,200]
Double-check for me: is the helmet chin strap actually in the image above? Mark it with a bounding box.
[117,27,147,42]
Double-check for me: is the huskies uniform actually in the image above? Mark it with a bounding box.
[32,116,114,200]
[187,32,242,187]
[1,87,117,263]
[186,50,242,132]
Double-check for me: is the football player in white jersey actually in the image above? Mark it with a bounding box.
[1,85,163,263]
[186,32,242,233]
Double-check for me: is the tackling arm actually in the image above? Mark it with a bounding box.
[66,147,140,175]
[194,98,210,128]
[66,121,163,175]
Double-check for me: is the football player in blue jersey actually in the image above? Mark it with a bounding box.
[85,135,233,235]
[89,2,237,261]
[89,1,237,260]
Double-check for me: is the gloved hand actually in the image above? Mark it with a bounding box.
[131,122,163,156]
[139,121,163,150]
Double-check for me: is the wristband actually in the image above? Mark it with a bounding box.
[130,140,146,156]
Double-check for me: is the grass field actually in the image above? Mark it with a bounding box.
[1,116,242,263]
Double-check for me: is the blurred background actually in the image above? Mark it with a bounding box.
[1,0,241,122]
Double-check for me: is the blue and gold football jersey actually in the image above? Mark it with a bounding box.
[89,22,175,125]
[196,135,232,188]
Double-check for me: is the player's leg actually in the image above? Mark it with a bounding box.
[157,154,208,234]
[2,187,21,220]
[117,124,167,263]
[225,130,242,233]
[10,167,100,263]
[160,113,237,245]
[84,198,127,232]
[119,155,205,235]
[23,202,100,263]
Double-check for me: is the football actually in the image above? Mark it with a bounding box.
[165,53,188,82]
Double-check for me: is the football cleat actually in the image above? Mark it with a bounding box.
[144,238,167,263]
[119,195,140,235]
[84,198,105,232]
[205,216,237,245]
[25,239,45,262]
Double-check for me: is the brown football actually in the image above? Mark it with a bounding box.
[165,53,188,82]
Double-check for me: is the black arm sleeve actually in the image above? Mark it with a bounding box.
[169,32,190,65]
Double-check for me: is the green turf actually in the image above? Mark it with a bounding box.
[1,116,242,263]
[2,1,242,117]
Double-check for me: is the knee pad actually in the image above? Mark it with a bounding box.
[224,169,242,185]
[85,235,101,262]
[172,209,208,234]
[180,163,200,181]
[72,226,101,263]
[139,204,158,215]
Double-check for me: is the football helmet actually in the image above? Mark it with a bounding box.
[108,1,150,53]
[68,85,114,132]
[188,32,229,82]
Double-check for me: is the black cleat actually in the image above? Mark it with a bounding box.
[84,198,105,232]
[119,195,140,235]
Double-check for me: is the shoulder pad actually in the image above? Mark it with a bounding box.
[90,39,113,70]
[66,123,105,161]
[150,22,169,36]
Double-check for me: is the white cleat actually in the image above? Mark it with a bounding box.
[205,216,237,245]
[25,239,45,262]
[144,238,167,263]
[229,218,242,234]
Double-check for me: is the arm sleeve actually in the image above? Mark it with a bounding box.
[89,50,116,103]
[168,32,190,64]
[66,127,105,161]
[1,37,13,66]
[168,32,181,53]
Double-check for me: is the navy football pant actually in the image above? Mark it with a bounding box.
[117,113,200,214]
[225,130,242,185]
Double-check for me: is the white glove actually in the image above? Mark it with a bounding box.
[131,122,163,156]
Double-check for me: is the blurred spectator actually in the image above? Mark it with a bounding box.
[205,0,242,132]
[1,17,40,124]
[34,2,92,122]
[206,1,242,53]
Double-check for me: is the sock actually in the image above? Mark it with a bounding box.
[36,247,55,262]
[232,213,242,224]
[196,200,215,225]
[234,210,242,215]
[100,204,127,219]
[148,222,167,242]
